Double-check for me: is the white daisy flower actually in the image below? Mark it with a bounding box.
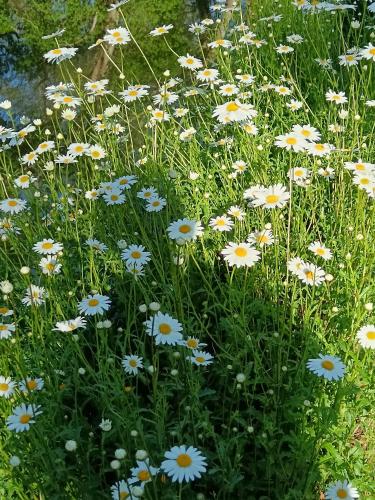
[53,316,87,332]
[161,445,207,483]
[149,24,173,36]
[325,480,359,500]
[22,285,47,306]
[0,322,16,339]
[325,90,348,104]
[122,355,143,375]
[306,354,346,381]
[247,229,274,247]
[0,198,27,214]
[6,403,42,432]
[104,27,131,45]
[78,294,111,316]
[33,239,63,255]
[213,100,257,124]
[129,459,159,484]
[0,376,16,398]
[19,377,44,393]
[144,312,183,346]
[121,244,151,266]
[250,184,290,209]
[356,324,375,349]
[297,263,326,286]
[274,133,307,152]
[187,350,214,366]
[167,218,203,242]
[196,68,219,82]
[177,54,203,70]
[308,241,332,260]
[43,47,78,64]
[209,215,234,232]
[221,242,260,268]
[39,256,62,275]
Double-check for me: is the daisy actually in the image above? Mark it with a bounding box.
[325,480,359,500]
[125,261,145,277]
[208,38,232,49]
[6,404,42,432]
[145,196,167,212]
[22,285,47,306]
[360,42,375,61]
[307,142,334,156]
[103,190,126,205]
[339,53,360,66]
[325,90,348,105]
[177,54,203,70]
[353,172,375,190]
[356,324,375,349]
[19,377,44,393]
[36,140,55,153]
[288,167,310,181]
[221,242,260,268]
[85,189,100,200]
[43,47,77,63]
[137,187,158,200]
[121,244,151,266]
[227,206,245,220]
[287,99,303,111]
[180,337,207,350]
[188,350,214,366]
[307,354,345,381]
[232,160,247,174]
[213,100,257,124]
[68,143,89,157]
[53,316,87,332]
[235,74,255,85]
[209,215,234,232]
[56,95,81,107]
[144,312,183,346]
[21,151,38,165]
[116,175,138,190]
[78,294,111,316]
[344,160,374,174]
[0,306,13,317]
[308,241,332,260]
[14,174,37,189]
[318,167,335,178]
[292,124,321,142]
[250,185,290,209]
[0,376,16,398]
[196,68,219,82]
[274,133,307,152]
[55,154,77,165]
[167,218,204,242]
[248,229,274,247]
[242,122,258,135]
[104,27,131,45]
[39,256,62,275]
[161,445,207,483]
[129,459,159,484]
[149,24,173,36]
[122,355,143,375]
[297,263,326,286]
[0,319,16,338]
[119,86,148,102]
[153,91,178,106]
[87,145,106,160]
[150,108,170,122]
[276,45,294,54]
[174,107,189,117]
[274,85,292,96]
[86,239,108,252]
[110,480,132,500]
[33,239,63,255]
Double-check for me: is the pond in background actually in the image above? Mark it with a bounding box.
[0,0,214,124]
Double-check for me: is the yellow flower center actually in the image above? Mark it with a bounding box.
[75,145,84,152]
[26,380,38,390]
[305,271,314,280]
[88,299,99,307]
[369,48,375,55]
[111,195,119,201]
[294,169,303,177]
[179,224,191,234]
[316,248,325,256]
[0,307,9,314]
[257,235,269,243]
[337,489,348,499]
[186,58,194,64]
[20,414,31,424]
[216,219,225,226]
[138,470,151,481]
[265,194,280,204]
[187,339,198,348]
[119,493,128,499]
[8,200,18,207]
[234,247,247,257]
[203,70,212,77]
[226,102,240,112]
[366,331,375,340]
[321,360,334,370]
[301,130,311,137]
[19,175,29,182]
[51,48,62,55]
[159,323,172,335]
[286,137,297,145]
[0,383,9,391]
[91,150,101,158]
[216,39,225,45]
[128,90,138,96]
[46,263,55,271]
[176,454,192,467]
[112,31,121,37]
[42,242,53,250]
[131,251,141,259]
[195,356,205,363]
[315,144,325,151]
[129,359,137,367]
[0,325,7,331]
[359,178,369,185]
